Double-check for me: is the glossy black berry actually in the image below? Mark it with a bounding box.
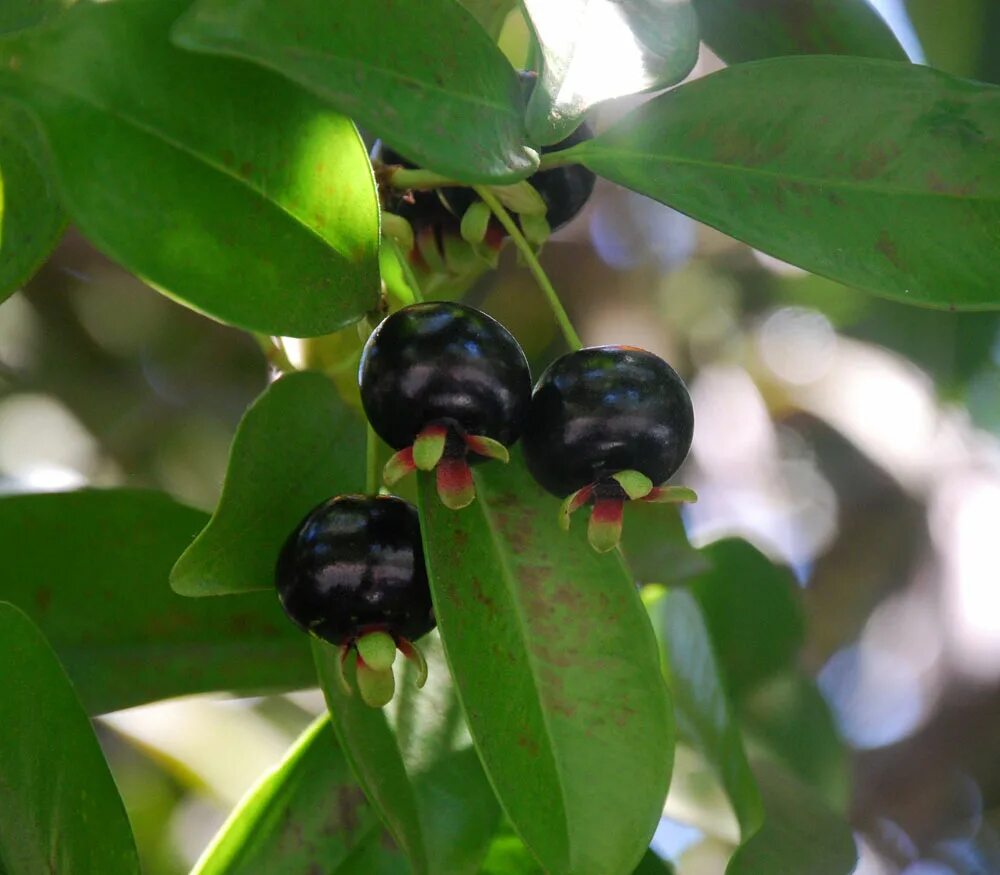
[523,346,694,498]
[360,302,531,452]
[275,494,433,646]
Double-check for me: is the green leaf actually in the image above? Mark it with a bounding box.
[740,673,850,813]
[685,539,804,700]
[522,0,699,144]
[691,0,907,64]
[576,57,1000,310]
[456,0,516,40]
[726,759,857,875]
[0,97,65,300]
[619,502,709,586]
[0,0,379,336]
[171,371,366,597]
[192,715,409,875]
[0,0,72,35]
[174,0,536,183]
[480,824,673,875]
[656,589,763,839]
[0,602,140,873]
[0,489,315,714]
[418,450,673,875]
[314,632,501,875]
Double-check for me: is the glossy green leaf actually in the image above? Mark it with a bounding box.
[418,451,673,875]
[0,0,72,35]
[0,489,314,714]
[577,57,1000,310]
[193,715,410,875]
[174,0,536,183]
[522,0,699,144]
[691,0,906,64]
[315,632,501,875]
[656,589,763,839]
[726,759,857,875]
[172,371,365,597]
[0,97,65,300]
[686,539,804,700]
[619,502,709,586]
[0,0,379,336]
[0,602,140,873]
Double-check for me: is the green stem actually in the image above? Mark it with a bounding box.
[388,168,463,190]
[537,145,587,172]
[366,421,380,496]
[473,185,583,350]
[390,239,424,304]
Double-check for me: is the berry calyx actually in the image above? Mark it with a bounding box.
[359,302,531,509]
[275,494,434,707]
[523,346,697,552]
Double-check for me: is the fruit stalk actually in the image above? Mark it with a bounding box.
[472,185,583,351]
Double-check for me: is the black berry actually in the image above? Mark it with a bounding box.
[275,494,433,706]
[522,346,696,551]
[359,302,531,508]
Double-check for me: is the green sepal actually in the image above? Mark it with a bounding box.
[490,181,547,216]
[413,425,448,471]
[356,660,395,708]
[612,470,654,500]
[460,199,493,244]
[356,631,397,673]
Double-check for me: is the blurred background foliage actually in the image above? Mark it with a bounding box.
[2,2,1000,873]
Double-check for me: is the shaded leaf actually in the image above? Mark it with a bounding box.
[172,371,366,597]
[656,589,763,839]
[457,0,516,41]
[0,489,314,714]
[418,450,673,875]
[0,97,65,300]
[0,0,72,35]
[726,759,857,875]
[692,0,906,64]
[523,0,699,144]
[741,672,850,813]
[193,715,410,875]
[315,632,501,875]
[0,0,379,336]
[619,502,709,586]
[686,539,804,700]
[0,602,140,873]
[576,57,1000,310]
[174,0,536,182]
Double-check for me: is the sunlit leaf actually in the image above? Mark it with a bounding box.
[0,602,140,873]
[457,0,516,40]
[577,57,1000,310]
[418,450,673,875]
[0,0,379,336]
[171,371,366,597]
[522,0,698,144]
[174,0,536,182]
[0,489,314,714]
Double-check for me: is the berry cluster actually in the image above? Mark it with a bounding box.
[275,300,695,708]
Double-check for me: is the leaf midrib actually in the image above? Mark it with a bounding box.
[6,65,362,259]
[582,143,1000,203]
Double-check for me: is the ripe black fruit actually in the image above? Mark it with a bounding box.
[359,301,531,508]
[522,346,696,551]
[275,494,433,706]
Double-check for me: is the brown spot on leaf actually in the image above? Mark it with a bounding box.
[875,230,904,271]
[34,587,52,614]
